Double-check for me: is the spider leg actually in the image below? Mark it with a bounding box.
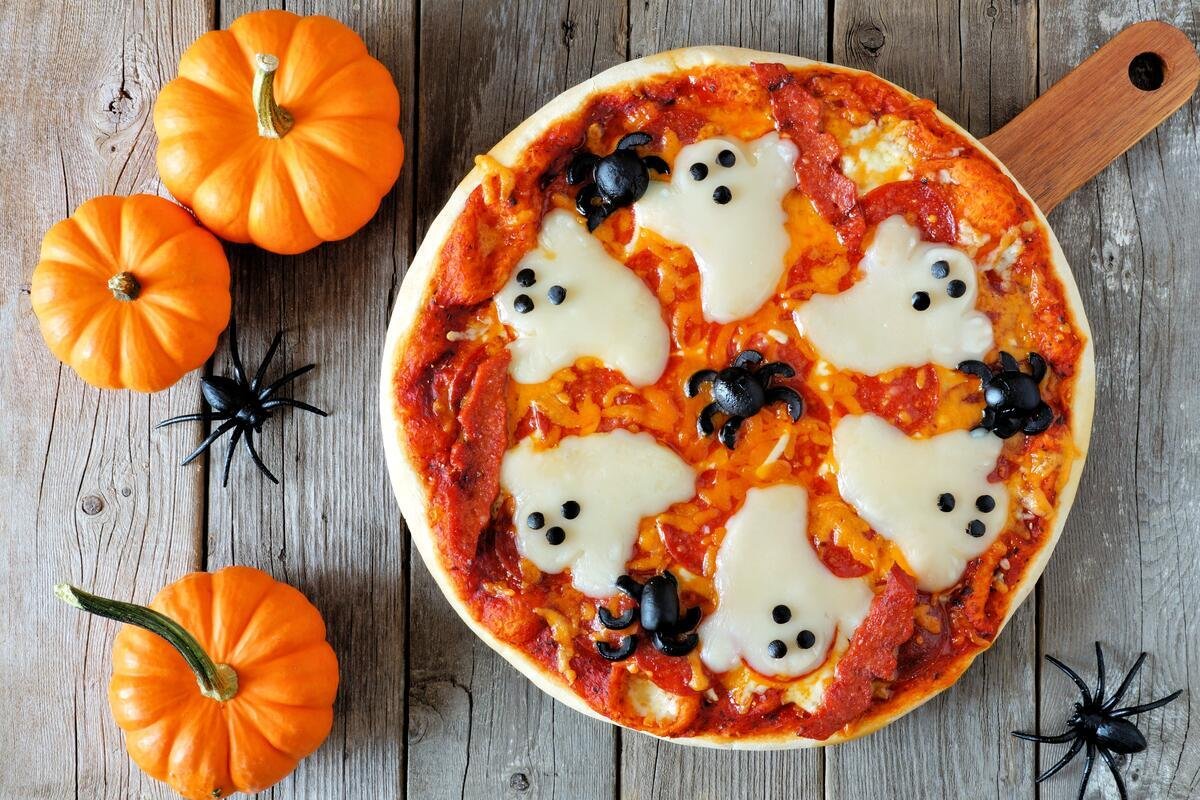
[221,427,244,488]
[595,635,638,661]
[598,606,636,630]
[228,318,247,387]
[733,350,763,368]
[1103,652,1147,710]
[242,429,280,485]
[565,154,597,185]
[1098,747,1128,800]
[1023,403,1054,435]
[251,330,285,392]
[957,359,992,381]
[261,398,329,417]
[684,369,717,398]
[766,386,804,422]
[179,418,239,466]
[1077,743,1096,800]
[1110,689,1183,718]
[1047,655,1094,705]
[616,131,652,150]
[642,155,670,175]
[757,362,796,383]
[575,183,601,216]
[698,402,720,436]
[1033,735,1085,782]
[1028,351,1047,382]
[999,351,1019,372]
[673,605,702,633]
[155,411,229,429]
[651,630,698,657]
[585,206,608,232]
[1012,730,1079,744]
[258,363,317,400]
[1094,642,1107,705]
[718,416,744,449]
[615,575,644,600]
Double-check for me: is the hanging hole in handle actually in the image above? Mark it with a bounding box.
[1128,52,1166,91]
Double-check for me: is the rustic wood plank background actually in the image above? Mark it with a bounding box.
[0,1,1195,798]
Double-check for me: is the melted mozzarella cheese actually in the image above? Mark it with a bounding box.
[839,117,914,194]
[833,414,1008,591]
[500,430,695,597]
[495,209,669,385]
[793,215,993,375]
[634,133,799,323]
[698,486,873,678]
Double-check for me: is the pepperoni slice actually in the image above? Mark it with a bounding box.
[861,179,957,244]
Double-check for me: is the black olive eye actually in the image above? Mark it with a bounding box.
[514,294,534,314]
[771,605,791,624]
[937,493,956,512]
[561,500,580,519]
[713,186,732,204]
[797,630,816,649]
[689,163,708,180]
[546,526,566,545]
[767,640,787,659]
[527,512,544,530]
[947,279,966,298]
[516,268,536,287]
[717,149,736,167]
[976,495,995,513]
[547,285,566,305]
[911,291,931,311]
[966,519,986,538]
[930,260,949,279]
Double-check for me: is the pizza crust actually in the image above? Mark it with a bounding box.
[380,46,1095,748]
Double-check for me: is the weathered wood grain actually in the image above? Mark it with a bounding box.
[826,2,1039,798]
[405,3,627,799]
[1035,3,1199,799]
[200,1,413,798]
[0,1,211,798]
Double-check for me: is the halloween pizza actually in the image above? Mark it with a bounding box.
[381,47,1094,746]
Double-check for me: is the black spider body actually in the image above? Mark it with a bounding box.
[1013,642,1182,799]
[685,350,804,448]
[594,573,701,661]
[157,320,327,486]
[566,131,669,231]
[959,351,1053,438]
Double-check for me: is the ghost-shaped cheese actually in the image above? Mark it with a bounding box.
[495,209,669,385]
[634,133,799,323]
[698,485,873,678]
[793,215,993,375]
[500,429,695,597]
[833,414,1009,592]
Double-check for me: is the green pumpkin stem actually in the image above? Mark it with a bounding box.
[107,271,140,301]
[54,583,238,702]
[253,53,294,139]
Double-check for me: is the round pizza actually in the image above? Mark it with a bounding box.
[380,47,1094,746]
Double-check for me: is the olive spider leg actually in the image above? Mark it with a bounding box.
[757,362,796,382]
[652,630,697,656]
[999,351,1020,372]
[261,398,328,417]
[1032,736,1085,782]
[718,416,744,449]
[565,154,598,185]
[616,131,652,150]
[155,410,231,428]
[574,183,601,216]
[221,427,244,488]
[1098,747,1128,800]
[642,155,670,175]
[250,330,285,392]
[242,429,280,485]
[698,403,720,436]
[1028,351,1047,382]
[1110,689,1184,719]
[1102,652,1147,711]
[733,350,763,368]
[1046,654,1094,705]
[598,606,636,629]
[257,363,317,401]
[179,417,239,465]
[684,369,717,398]
[676,605,702,632]
[766,386,804,421]
[615,575,644,599]
[1012,730,1079,744]
[1078,743,1096,800]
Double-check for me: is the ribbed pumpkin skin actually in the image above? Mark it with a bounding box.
[108,566,339,799]
[154,10,404,254]
[30,194,231,392]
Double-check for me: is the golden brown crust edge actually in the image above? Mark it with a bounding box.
[379,45,1095,749]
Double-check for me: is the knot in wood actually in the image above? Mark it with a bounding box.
[856,23,886,55]
[80,495,104,515]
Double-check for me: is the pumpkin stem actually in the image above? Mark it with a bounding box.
[107,271,140,301]
[253,53,294,139]
[54,583,239,702]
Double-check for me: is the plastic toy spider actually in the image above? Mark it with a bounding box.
[594,572,701,661]
[1013,642,1182,800]
[958,351,1053,438]
[157,320,327,486]
[566,131,669,231]
[685,350,804,448]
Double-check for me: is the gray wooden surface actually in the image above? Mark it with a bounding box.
[0,1,1195,798]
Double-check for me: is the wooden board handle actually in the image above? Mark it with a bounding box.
[981,21,1199,213]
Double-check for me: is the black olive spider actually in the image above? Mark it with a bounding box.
[157,320,327,486]
[1012,642,1182,800]
[566,131,669,231]
[685,350,804,449]
[958,351,1053,438]
[594,572,701,661]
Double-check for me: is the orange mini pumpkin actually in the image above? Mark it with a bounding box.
[154,10,404,254]
[31,194,231,392]
[57,566,338,799]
